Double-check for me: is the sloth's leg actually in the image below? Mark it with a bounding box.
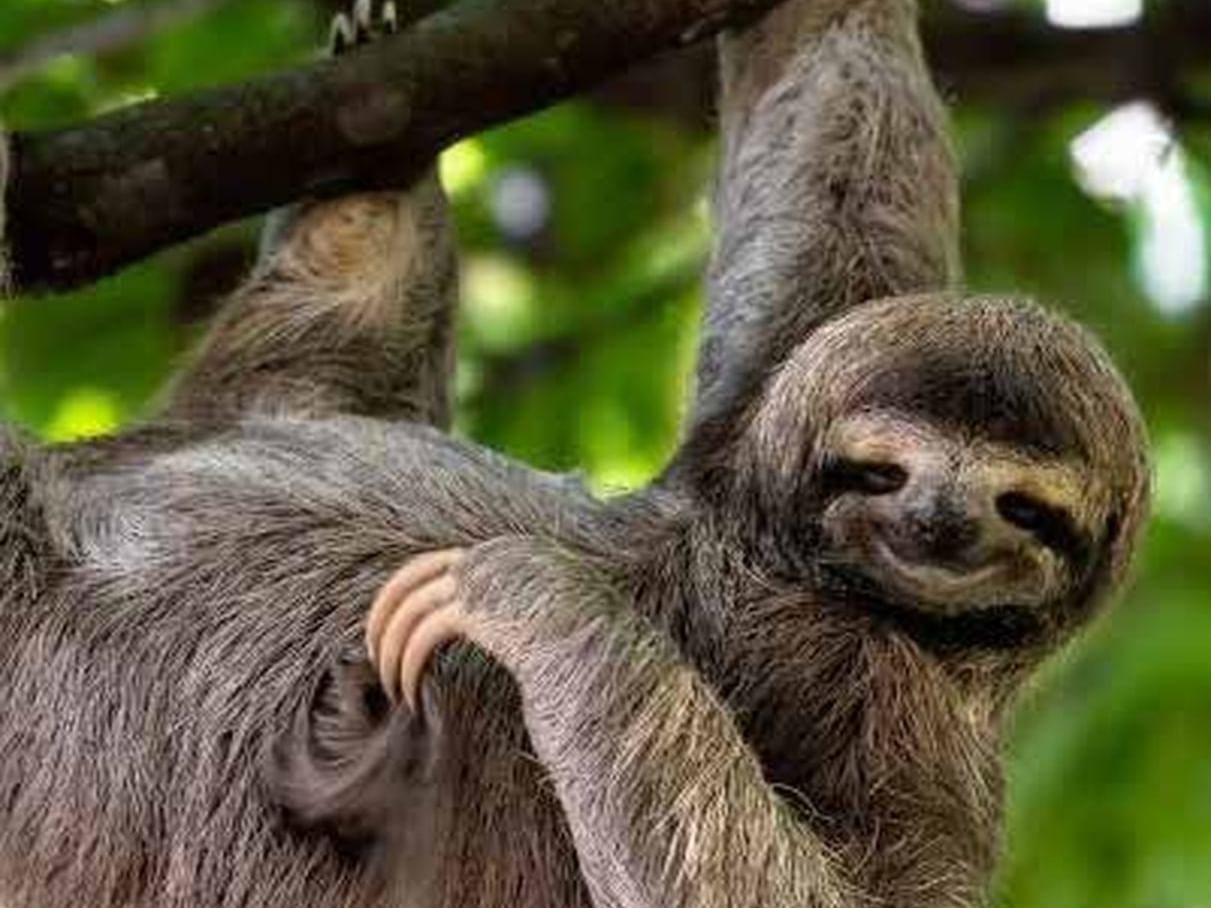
[164,0,458,428]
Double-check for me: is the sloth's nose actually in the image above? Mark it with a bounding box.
[895,488,983,565]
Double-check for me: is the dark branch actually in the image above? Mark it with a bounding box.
[8,0,783,293]
[926,0,1211,113]
[598,0,1211,131]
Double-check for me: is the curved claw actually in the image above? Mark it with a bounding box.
[382,1,399,33]
[367,549,470,710]
[353,0,374,37]
[330,0,401,57]
[399,602,470,712]
[329,13,355,56]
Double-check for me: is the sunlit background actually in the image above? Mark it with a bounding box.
[1,0,1209,905]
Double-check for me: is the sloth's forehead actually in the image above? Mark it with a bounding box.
[804,304,1116,463]
[840,353,1089,461]
[782,298,1145,500]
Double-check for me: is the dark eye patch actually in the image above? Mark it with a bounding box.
[996,492,1087,561]
[821,459,908,497]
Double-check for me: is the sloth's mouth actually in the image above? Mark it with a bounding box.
[819,554,1047,652]
[871,540,1002,607]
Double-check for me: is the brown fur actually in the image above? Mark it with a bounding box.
[0,1,1149,908]
[167,177,458,429]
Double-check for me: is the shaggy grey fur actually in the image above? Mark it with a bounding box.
[0,1,1149,908]
[695,0,959,434]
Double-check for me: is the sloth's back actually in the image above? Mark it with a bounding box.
[0,417,596,908]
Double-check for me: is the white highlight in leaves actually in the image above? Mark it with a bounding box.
[1046,0,1142,29]
[1071,102,1207,315]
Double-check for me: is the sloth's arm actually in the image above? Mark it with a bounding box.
[164,178,458,427]
[164,1,458,429]
[372,540,854,908]
[693,0,957,430]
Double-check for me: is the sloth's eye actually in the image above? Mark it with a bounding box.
[825,459,908,497]
[996,492,1079,555]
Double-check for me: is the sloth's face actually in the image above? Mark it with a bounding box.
[729,294,1150,641]
[813,409,1102,619]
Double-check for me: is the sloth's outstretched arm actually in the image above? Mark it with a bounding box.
[369,542,853,908]
[165,1,458,429]
[692,0,958,431]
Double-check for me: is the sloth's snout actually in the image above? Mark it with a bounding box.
[820,412,1080,613]
[867,471,998,578]
[895,491,983,565]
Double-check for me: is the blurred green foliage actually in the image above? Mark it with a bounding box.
[2,2,1209,906]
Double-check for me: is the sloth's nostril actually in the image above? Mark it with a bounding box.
[902,497,982,562]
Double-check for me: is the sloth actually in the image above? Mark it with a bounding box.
[329,295,1148,908]
[0,1,1148,908]
[279,3,1149,907]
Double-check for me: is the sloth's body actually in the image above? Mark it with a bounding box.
[0,410,999,908]
[0,418,588,908]
[0,1,1149,907]
[0,282,1146,908]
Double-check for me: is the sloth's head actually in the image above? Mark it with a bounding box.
[720,294,1151,649]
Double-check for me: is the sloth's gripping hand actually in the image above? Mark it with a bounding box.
[366,542,620,711]
[366,542,849,908]
[367,548,473,710]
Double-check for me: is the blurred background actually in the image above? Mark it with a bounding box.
[0,0,1208,904]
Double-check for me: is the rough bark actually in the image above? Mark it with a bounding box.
[7,0,783,293]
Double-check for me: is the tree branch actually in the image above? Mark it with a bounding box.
[7,0,783,293]
[925,1,1210,112]
[597,0,1211,132]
